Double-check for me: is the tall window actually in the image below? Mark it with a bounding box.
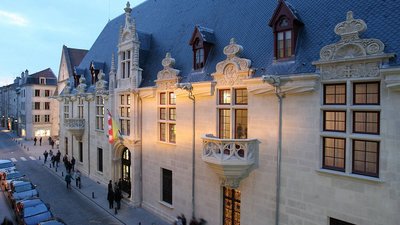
[223,187,241,225]
[40,78,46,84]
[119,94,130,135]
[63,99,69,119]
[34,115,40,123]
[321,82,380,177]
[158,92,176,143]
[44,115,50,123]
[44,90,50,97]
[65,137,68,155]
[79,142,83,162]
[121,50,131,79]
[193,39,204,70]
[98,148,103,172]
[218,88,248,139]
[77,98,84,119]
[277,30,292,59]
[161,168,172,205]
[35,90,40,97]
[34,102,40,110]
[44,102,50,110]
[96,96,104,130]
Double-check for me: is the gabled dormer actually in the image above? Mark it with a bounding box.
[268,0,303,61]
[189,26,214,70]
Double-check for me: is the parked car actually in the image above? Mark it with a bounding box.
[0,159,16,179]
[8,181,39,208]
[38,218,67,225]
[2,170,25,190]
[15,198,43,215]
[16,200,52,225]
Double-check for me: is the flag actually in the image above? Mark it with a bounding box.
[108,111,119,144]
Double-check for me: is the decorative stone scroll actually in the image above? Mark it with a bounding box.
[155,52,180,90]
[95,70,109,95]
[212,38,253,86]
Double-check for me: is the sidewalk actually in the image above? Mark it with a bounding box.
[6,131,170,225]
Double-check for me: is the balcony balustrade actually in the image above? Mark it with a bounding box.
[201,134,258,188]
[64,118,85,141]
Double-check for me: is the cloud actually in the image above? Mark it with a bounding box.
[0,10,28,26]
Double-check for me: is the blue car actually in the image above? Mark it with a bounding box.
[18,201,53,225]
[2,170,25,190]
[38,218,67,225]
[8,181,39,208]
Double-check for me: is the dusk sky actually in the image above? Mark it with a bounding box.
[0,0,146,86]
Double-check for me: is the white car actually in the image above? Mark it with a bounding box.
[0,159,16,180]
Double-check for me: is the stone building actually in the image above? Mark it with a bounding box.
[57,1,400,225]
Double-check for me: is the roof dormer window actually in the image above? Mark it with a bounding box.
[189,26,214,70]
[269,0,303,61]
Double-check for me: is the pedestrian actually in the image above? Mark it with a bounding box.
[71,157,76,171]
[56,150,61,167]
[189,217,199,225]
[65,173,72,189]
[114,187,122,210]
[51,155,55,167]
[39,137,42,146]
[55,139,59,149]
[67,161,72,174]
[108,180,113,192]
[43,150,49,163]
[33,137,37,146]
[49,149,53,157]
[48,136,52,145]
[107,189,115,209]
[181,214,187,225]
[75,170,81,188]
[50,140,55,149]
[118,178,122,190]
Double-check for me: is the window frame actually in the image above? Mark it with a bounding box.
[352,111,380,135]
[323,111,346,132]
[353,82,380,105]
[95,96,104,131]
[119,94,130,136]
[97,148,103,172]
[352,139,379,177]
[161,168,173,205]
[322,137,346,172]
[158,91,176,144]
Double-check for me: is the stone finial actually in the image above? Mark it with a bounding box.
[334,11,367,39]
[98,70,105,81]
[124,2,132,14]
[223,38,243,59]
[161,52,175,69]
[77,76,87,94]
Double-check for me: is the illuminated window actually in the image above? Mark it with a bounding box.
[78,98,84,119]
[158,92,176,143]
[121,50,131,79]
[63,99,69,119]
[321,81,380,177]
[223,187,241,225]
[96,96,104,130]
[218,89,248,139]
[119,94,130,136]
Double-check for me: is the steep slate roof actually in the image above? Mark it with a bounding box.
[24,68,57,86]
[75,0,400,89]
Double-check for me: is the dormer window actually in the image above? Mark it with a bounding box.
[269,0,303,60]
[121,50,131,78]
[189,26,214,70]
[40,77,46,84]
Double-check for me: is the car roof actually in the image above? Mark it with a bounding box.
[0,159,12,163]
[24,203,49,218]
[24,211,52,225]
[18,198,43,208]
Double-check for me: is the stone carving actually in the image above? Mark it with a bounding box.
[76,76,87,94]
[213,38,252,86]
[319,11,384,61]
[96,70,109,95]
[155,53,180,90]
[63,80,71,95]
[320,62,380,80]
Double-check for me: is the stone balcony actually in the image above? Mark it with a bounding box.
[201,134,259,188]
[64,118,85,141]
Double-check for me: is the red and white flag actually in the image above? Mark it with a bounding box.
[108,111,119,144]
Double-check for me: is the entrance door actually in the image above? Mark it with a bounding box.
[223,186,241,225]
[121,148,131,197]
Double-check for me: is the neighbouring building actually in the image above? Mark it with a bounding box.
[56,1,400,225]
[0,81,18,131]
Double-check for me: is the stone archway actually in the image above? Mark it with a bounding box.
[121,147,131,197]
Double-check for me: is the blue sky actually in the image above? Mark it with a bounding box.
[0,0,146,86]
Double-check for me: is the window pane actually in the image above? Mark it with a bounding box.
[169,124,176,143]
[169,108,176,121]
[120,107,125,117]
[235,109,247,139]
[160,108,166,120]
[219,109,231,139]
[219,90,231,105]
[324,111,346,132]
[323,137,345,171]
[352,140,379,177]
[169,92,176,105]
[235,89,247,105]
[127,94,131,105]
[160,93,166,105]
[160,123,166,141]
[285,31,292,57]
[162,169,173,205]
[354,82,380,105]
[324,84,346,104]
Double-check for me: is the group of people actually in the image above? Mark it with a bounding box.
[107,180,123,210]
[64,170,81,189]
[174,215,206,225]
[34,136,56,148]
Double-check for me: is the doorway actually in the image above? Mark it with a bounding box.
[121,148,131,197]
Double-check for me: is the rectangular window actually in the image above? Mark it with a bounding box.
[330,218,355,225]
[353,140,379,177]
[323,137,345,171]
[160,123,166,142]
[324,84,346,105]
[121,50,131,78]
[323,111,346,132]
[277,31,292,59]
[98,148,103,172]
[158,92,176,143]
[223,187,241,225]
[64,100,69,119]
[161,168,173,205]
[79,142,83,162]
[169,124,176,143]
[35,90,40,97]
[40,78,46,84]
[34,115,40,123]
[120,95,125,105]
[235,89,248,105]
[353,82,380,105]
[160,108,166,120]
[353,111,379,134]
[119,94,130,135]
[78,98,84,119]
[160,93,166,105]
[44,102,50,110]
[169,92,176,105]
[235,109,248,139]
[219,109,231,139]
[34,102,40,110]
[44,115,50,123]
[169,108,176,121]
[96,96,104,130]
[44,90,50,97]
[127,94,131,105]
[219,90,231,105]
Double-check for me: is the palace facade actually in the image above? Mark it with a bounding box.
[56,1,400,225]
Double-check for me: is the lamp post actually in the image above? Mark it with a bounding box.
[262,75,284,225]
[175,82,196,218]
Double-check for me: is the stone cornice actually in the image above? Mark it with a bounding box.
[139,87,156,99]
[246,74,319,95]
[382,67,400,91]
[174,81,215,97]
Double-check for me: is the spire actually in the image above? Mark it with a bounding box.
[124,1,132,30]
[110,53,115,73]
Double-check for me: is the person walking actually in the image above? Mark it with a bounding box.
[51,155,55,168]
[114,187,122,210]
[71,157,76,171]
[50,140,55,149]
[107,189,115,209]
[33,137,37,146]
[39,137,42,146]
[108,180,113,192]
[43,150,49,163]
[65,173,72,189]
[75,170,81,188]
[49,149,53,157]
[48,136,52,145]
